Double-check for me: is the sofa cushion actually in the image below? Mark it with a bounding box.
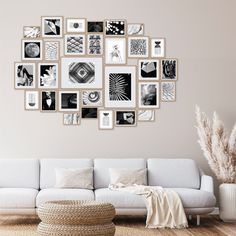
[147,159,200,189]
[36,189,94,207]
[0,188,38,208]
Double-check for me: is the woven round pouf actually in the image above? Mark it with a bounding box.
[37,200,116,236]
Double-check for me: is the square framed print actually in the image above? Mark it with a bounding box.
[59,91,80,112]
[22,39,42,60]
[41,16,63,37]
[115,110,136,127]
[105,20,126,36]
[64,35,85,55]
[105,66,136,108]
[138,110,155,122]
[161,81,176,102]
[63,113,80,125]
[61,57,103,89]
[87,34,103,55]
[161,59,178,81]
[87,21,103,33]
[41,90,57,112]
[15,62,35,89]
[138,82,160,109]
[23,26,40,38]
[138,59,159,80]
[127,23,144,35]
[128,37,149,58]
[82,90,103,107]
[44,41,60,60]
[82,108,98,119]
[66,18,86,33]
[99,110,113,130]
[25,91,39,110]
[38,63,58,88]
[105,38,126,64]
[151,38,165,58]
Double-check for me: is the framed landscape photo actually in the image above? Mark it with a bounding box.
[63,113,80,125]
[87,34,103,55]
[44,41,60,60]
[23,26,40,38]
[127,23,144,35]
[161,59,178,81]
[99,110,113,130]
[82,90,103,107]
[41,16,63,38]
[138,82,160,109]
[138,110,155,122]
[82,108,98,119]
[105,20,126,36]
[41,90,57,112]
[38,63,58,88]
[151,38,165,58]
[128,36,149,58]
[64,35,85,55]
[66,18,86,33]
[22,39,42,60]
[15,62,35,89]
[25,91,39,110]
[161,81,176,102]
[105,66,136,108]
[59,91,80,112]
[87,21,104,33]
[138,59,159,80]
[115,110,136,127]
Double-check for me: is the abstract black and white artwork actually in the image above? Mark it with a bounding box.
[161,82,176,101]
[128,37,149,57]
[45,41,59,60]
[151,38,165,58]
[22,40,42,60]
[59,91,79,112]
[82,108,98,118]
[116,111,136,126]
[15,63,35,89]
[105,20,125,35]
[41,91,56,112]
[88,21,103,32]
[66,18,85,33]
[38,63,58,88]
[23,26,40,38]
[63,113,80,125]
[138,110,155,121]
[128,24,144,35]
[25,91,39,110]
[161,59,177,80]
[42,17,62,37]
[82,90,103,106]
[87,34,103,55]
[139,60,159,80]
[99,110,113,129]
[65,35,85,55]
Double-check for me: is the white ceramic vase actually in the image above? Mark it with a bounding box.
[219,183,236,222]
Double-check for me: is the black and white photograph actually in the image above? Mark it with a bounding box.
[161,82,176,102]
[138,110,155,122]
[128,37,149,58]
[41,91,56,112]
[105,66,136,108]
[23,26,40,38]
[59,91,79,112]
[105,38,126,64]
[61,57,103,89]
[105,20,125,35]
[15,63,35,89]
[82,90,103,107]
[87,34,103,55]
[161,59,178,80]
[65,35,85,55]
[25,91,39,110]
[138,82,160,109]
[87,21,103,33]
[38,63,58,88]
[22,40,42,60]
[42,16,63,37]
[128,24,144,35]
[138,59,159,80]
[66,18,86,33]
[63,113,80,125]
[99,110,113,130]
[82,108,97,119]
[151,38,165,58]
[115,111,136,126]
[45,41,59,60]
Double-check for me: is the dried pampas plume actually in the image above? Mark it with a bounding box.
[195,106,236,183]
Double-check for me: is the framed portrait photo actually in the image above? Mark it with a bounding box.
[64,35,85,55]
[63,113,80,126]
[127,23,144,35]
[41,16,63,37]
[99,110,113,130]
[128,36,149,58]
[82,108,98,119]
[41,90,57,112]
[59,91,80,112]
[105,20,126,36]
[23,26,40,38]
[151,38,165,58]
[138,82,160,109]
[115,110,136,127]
[138,59,159,80]
[15,62,36,89]
[25,91,39,110]
[161,59,178,81]
[87,21,104,33]
[44,41,60,60]
[38,63,58,88]
[22,39,42,60]
[161,81,176,102]
[138,110,155,122]
[82,90,103,107]
[87,34,103,56]
[66,18,86,33]
[105,66,136,108]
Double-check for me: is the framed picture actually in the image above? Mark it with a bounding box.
[82,90,103,107]
[63,113,80,125]
[105,66,136,108]
[41,16,63,37]
[87,21,103,33]
[99,110,113,130]
[161,59,178,81]
[15,62,35,89]
[138,82,160,109]
[23,26,40,38]
[61,57,103,89]
[138,110,155,122]
[44,41,60,60]
[66,18,86,33]
[22,39,42,60]
[64,35,85,55]
[82,108,98,118]
[127,24,144,35]
[41,90,57,112]
[151,38,165,58]
[59,91,79,112]
[138,59,159,80]
[25,91,39,110]
[161,82,176,102]
[38,63,58,88]
[128,37,149,58]
[105,20,126,36]
[105,38,126,64]
[87,34,103,55]
[115,110,136,127]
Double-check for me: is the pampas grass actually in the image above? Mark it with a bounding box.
[196,106,236,183]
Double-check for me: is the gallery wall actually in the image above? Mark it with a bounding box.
[0,0,235,196]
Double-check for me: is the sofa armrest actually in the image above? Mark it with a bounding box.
[200,175,214,193]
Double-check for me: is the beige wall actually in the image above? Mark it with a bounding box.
[0,0,235,196]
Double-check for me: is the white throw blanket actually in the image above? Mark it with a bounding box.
[109,184,188,229]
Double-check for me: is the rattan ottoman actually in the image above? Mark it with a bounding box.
[37,200,116,236]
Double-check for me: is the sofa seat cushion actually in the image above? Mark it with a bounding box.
[36,189,94,207]
[0,188,38,208]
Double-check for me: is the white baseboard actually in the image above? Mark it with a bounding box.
[210,207,219,215]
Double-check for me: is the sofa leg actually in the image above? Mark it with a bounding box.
[197,215,200,226]
[188,215,192,220]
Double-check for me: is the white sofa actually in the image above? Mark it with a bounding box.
[0,158,216,218]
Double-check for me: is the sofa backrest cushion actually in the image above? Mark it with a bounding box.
[94,159,146,189]
[40,159,93,189]
[147,159,200,189]
[0,159,39,189]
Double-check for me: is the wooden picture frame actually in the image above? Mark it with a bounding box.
[23,26,40,38]
[87,34,103,56]
[151,38,165,58]
[115,110,137,127]
[41,16,63,38]
[81,107,98,119]
[40,90,57,112]
[44,41,60,61]
[138,59,159,80]
[63,112,81,126]
[64,34,86,56]
[98,110,114,130]
[161,81,176,102]
[105,19,126,36]
[82,89,103,107]
[66,18,86,33]
[161,58,178,81]
[25,90,39,110]
[59,91,80,112]
[128,36,149,58]
[22,39,43,60]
